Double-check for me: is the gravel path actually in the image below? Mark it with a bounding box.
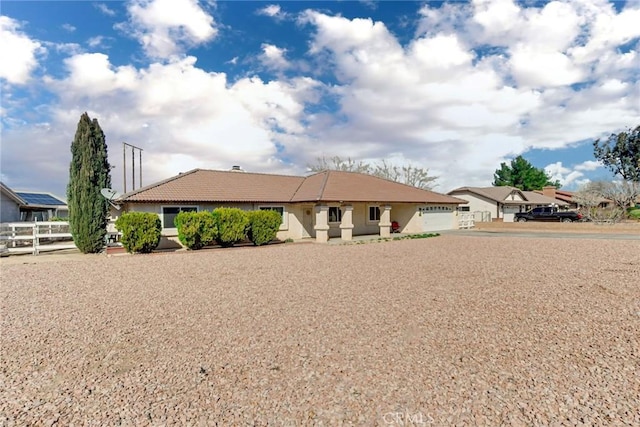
[1,235,639,425]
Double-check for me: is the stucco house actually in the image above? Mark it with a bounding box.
[0,182,68,222]
[447,186,566,222]
[534,186,612,209]
[114,168,467,244]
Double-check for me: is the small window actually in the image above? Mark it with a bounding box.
[162,206,197,228]
[459,206,470,212]
[368,206,380,221]
[328,207,342,223]
[259,206,284,223]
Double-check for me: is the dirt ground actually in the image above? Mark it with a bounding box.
[473,220,640,234]
[1,234,639,425]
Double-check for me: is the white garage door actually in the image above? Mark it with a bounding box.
[502,206,520,222]
[420,206,454,231]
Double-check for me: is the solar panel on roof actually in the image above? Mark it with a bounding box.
[15,192,65,206]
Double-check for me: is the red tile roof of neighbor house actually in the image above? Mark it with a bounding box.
[448,186,567,206]
[120,169,466,205]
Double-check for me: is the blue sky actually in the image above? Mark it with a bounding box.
[1,0,639,198]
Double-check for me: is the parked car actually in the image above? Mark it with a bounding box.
[515,206,583,222]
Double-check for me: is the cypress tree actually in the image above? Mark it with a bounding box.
[67,112,112,253]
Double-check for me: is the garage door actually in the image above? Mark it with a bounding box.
[420,206,454,231]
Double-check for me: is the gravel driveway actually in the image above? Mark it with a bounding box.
[2,235,639,425]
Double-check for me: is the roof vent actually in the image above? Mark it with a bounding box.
[230,165,245,172]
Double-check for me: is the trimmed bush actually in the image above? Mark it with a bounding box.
[115,212,161,253]
[212,207,249,247]
[247,210,282,245]
[629,209,640,220]
[174,211,218,250]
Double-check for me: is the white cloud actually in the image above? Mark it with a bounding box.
[2,52,322,193]
[545,162,585,188]
[260,43,290,70]
[95,3,117,17]
[2,1,638,196]
[61,23,76,32]
[0,16,44,84]
[575,160,602,172]
[123,0,218,59]
[257,4,288,20]
[87,36,106,48]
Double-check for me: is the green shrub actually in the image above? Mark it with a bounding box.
[212,207,249,247]
[174,211,218,249]
[115,212,161,253]
[247,210,282,245]
[628,209,640,220]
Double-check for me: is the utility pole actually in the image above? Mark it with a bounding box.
[122,142,143,192]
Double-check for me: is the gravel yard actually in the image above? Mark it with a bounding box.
[1,235,639,425]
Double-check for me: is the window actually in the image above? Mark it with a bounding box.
[368,206,380,221]
[259,206,285,225]
[258,206,287,230]
[459,206,470,212]
[328,207,342,223]
[162,206,197,228]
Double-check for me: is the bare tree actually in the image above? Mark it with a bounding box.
[307,156,371,174]
[573,181,625,223]
[308,156,438,190]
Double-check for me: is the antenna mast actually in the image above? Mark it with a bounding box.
[122,142,143,193]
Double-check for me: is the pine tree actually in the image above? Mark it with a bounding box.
[67,112,112,253]
[492,155,560,191]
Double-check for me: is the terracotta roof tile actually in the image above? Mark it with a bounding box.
[122,169,304,203]
[293,170,466,203]
[120,169,466,205]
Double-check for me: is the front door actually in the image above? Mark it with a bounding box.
[302,205,314,238]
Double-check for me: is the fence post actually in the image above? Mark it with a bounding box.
[33,222,38,255]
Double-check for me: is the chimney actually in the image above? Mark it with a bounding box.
[542,186,556,199]
[230,165,245,172]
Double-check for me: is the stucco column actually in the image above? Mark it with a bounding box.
[339,205,354,241]
[379,204,392,238]
[314,205,330,243]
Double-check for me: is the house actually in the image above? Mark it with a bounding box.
[0,182,68,222]
[535,186,611,209]
[115,168,467,245]
[446,186,567,222]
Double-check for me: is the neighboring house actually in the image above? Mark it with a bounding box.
[534,186,611,209]
[0,182,68,222]
[115,168,467,245]
[447,186,567,222]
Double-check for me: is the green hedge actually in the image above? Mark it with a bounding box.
[174,211,218,250]
[247,210,282,245]
[212,207,249,247]
[628,209,640,220]
[115,212,161,253]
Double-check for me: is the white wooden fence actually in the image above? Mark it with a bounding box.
[458,213,475,229]
[0,221,76,255]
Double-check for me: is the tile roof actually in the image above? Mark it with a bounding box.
[121,169,305,203]
[448,186,523,202]
[448,186,567,205]
[521,191,568,206]
[292,170,466,203]
[120,169,466,205]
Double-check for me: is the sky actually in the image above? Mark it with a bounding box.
[1,0,639,198]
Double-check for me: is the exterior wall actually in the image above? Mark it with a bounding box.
[1,192,21,222]
[122,202,311,242]
[450,193,499,218]
[122,200,461,246]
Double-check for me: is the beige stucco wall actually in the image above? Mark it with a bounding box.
[121,201,460,246]
[450,194,499,218]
